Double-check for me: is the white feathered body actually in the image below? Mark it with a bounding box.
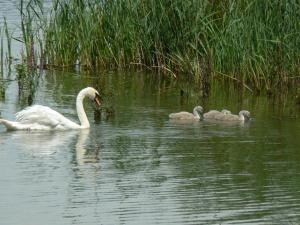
[168,106,203,121]
[204,109,231,120]
[215,110,250,121]
[169,111,198,120]
[0,87,100,131]
[203,110,220,119]
[0,105,80,131]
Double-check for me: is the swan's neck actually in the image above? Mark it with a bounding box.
[193,109,201,119]
[239,112,245,121]
[76,90,90,128]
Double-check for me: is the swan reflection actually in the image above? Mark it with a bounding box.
[4,129,100,165]
[6,130,78,155]
[75,129,100,165]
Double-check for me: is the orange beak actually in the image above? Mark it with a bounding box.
[94,93,102,106]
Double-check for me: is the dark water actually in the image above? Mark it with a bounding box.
[1,70,300,225]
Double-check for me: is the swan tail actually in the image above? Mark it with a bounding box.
[0,119,8,126]
[0,119,25,131]
[0,119,12,130]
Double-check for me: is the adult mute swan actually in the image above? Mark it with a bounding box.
[0,87,101,131]
[203,109,231,120]
[169,106,203,120]
[215,110,250,121]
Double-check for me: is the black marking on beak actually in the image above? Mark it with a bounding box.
[94,93,102,106]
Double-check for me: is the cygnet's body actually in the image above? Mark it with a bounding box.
[215,110,250,121]
[203,109,231,120]
[169,106,203,121]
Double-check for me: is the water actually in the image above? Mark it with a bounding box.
[1,2,300,225]
[1,70,300,225]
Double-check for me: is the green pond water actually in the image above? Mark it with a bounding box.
[0,69,300,225]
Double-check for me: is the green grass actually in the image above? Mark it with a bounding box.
[13,0,300,91]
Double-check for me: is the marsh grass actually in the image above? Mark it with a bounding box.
[13,0,300,92]
[16,63,40,106]
[3,17,12,63]
[0,31,3,75]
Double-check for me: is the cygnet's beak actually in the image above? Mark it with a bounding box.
[94,93,102,106]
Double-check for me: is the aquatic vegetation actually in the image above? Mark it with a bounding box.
[94,88,115,122]
[19,0,45,68]
[1,0,299,92]
[0,17,12,95]
[0,22,4,75]
[16,63,40,106]
[0,31,3,75]
[0,80,5,100]
[3,17,12,63]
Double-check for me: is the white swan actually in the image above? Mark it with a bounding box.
[215,110,250,121]
[169,106,203,120]
[0,87,101,131]
[203,109,231,120]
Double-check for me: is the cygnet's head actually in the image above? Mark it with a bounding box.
[221,109,231,115]
[240,110,250,120]
[194,106,203,114]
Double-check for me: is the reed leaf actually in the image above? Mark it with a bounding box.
[14,0,300,90]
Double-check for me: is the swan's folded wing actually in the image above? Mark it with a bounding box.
[203,110,220,119]
[169,111,194,119]
[15,105,66,128]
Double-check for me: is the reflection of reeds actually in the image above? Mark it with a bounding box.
[14,0,300,91]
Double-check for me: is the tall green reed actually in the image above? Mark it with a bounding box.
[19,0,300,91]
[0,17,14,76]
[19,0,45,68]
[0,27,3,75]
[3,17,12,63]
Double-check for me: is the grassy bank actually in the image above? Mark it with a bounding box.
[16,0,300,91]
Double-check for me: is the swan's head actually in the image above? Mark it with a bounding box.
[221,109,231,115]
[239,110,250,121]
[84,87,102,106]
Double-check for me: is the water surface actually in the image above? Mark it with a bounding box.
[1,1,300,224]
[0,70,300,225]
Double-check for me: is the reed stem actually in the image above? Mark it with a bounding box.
[13,0,300,91]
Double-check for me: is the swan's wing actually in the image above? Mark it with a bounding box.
[169,112,194,120]
[15,105,70,128]
[203,110,220,119]
[216,113,239,121]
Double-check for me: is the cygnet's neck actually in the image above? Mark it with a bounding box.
[193,108,202,119]
[238,111,246,121]
[76,89,90,128]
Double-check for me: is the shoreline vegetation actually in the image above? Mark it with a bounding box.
[1,0,300,94]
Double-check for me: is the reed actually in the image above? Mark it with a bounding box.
[3,17,12,63]
[19,0,45,68]
[0,17,13,74]
[0,28,3,75]
[18,0,300,91]
[16,63,40,105]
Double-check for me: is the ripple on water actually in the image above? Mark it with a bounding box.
[1,68,300,224]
